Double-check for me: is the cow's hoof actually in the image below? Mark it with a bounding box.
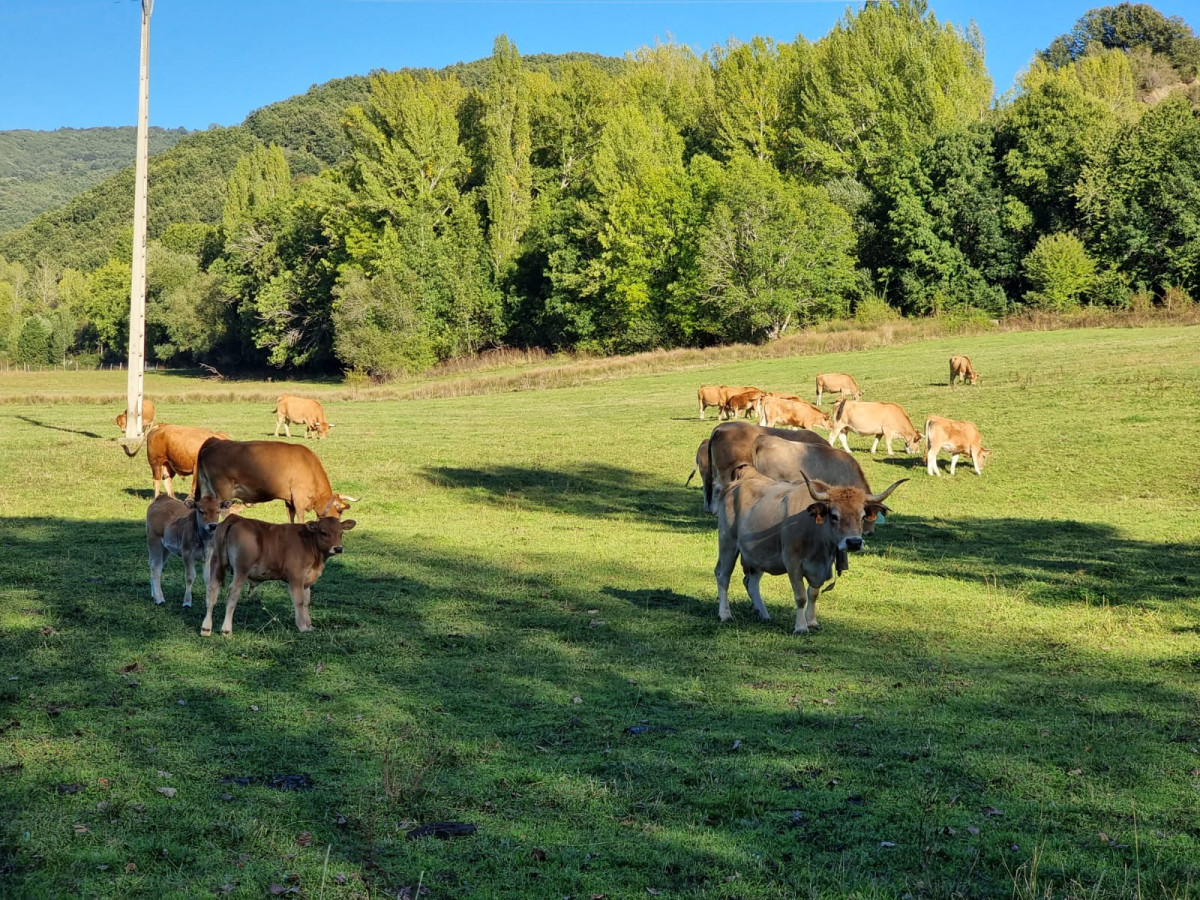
[808,621,821,631]
[298,626,313,633]
[221,629,233,636]
[756,612,771,622]
[793,626,810,636]
[718,613,733,623]
[200,627,212,636]
[182,600,192,608]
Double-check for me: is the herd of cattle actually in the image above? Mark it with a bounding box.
[126,356,987,638]
[125,394,356,637]
[689,357,990,633]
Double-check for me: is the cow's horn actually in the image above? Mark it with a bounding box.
[867,478,909,503]
[337,493,359,503]
[320,498,335,517]
[799,470,829,501]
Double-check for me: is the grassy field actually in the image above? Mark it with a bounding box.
[2,324,1199,899]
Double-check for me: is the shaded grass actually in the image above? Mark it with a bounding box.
[1,325,1199,898]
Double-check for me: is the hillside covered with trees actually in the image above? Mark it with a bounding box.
[1,1,1197,373]
[0,126,187,234]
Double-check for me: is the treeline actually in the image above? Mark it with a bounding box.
[0,126,187,233]
[1,1,1198,373]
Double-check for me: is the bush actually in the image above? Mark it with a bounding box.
[1162,285,1194,310]
[1022,233,1096,311]
[853,294,901,325]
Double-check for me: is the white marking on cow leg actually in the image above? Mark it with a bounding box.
[949,454,960,475]
[163,474,174,498]
[786,568,809,634]
[926,449,940,477]
[149,546,166,604]
[182,554,195,608]
[274,418,282,437]
[715,549,738,622]
[221,574,247,636]
[743,572,770,621]
[869,435,880,454]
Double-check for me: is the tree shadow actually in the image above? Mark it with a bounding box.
[11,415,103,439]
[422,463,712,532]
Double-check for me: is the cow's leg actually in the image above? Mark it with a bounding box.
[219,573,247,636]
[286,501,298,524]
[182,551,196,608]
[714,543,740,622]
[926,449,940,476]
[870,435,881,454]
[971,449,983,475]
[804,584,821,631]
[163,471,174,498]
[201,573,221,636]
[883,434,895,455]
[290,582,313,632]
[787,568,811,635]
[949,454,960,475]
[743,570,770,621]
[148,543,167,605]
[274,416,282,437]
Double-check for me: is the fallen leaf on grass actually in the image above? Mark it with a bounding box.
[98,777,109,788]
[156,787,176,798]
[1067,768,1083,776]
[157,770,172,779]
[218,883,236,894]
[116,663,143,674]
[124,862,136,873]
[880,841,897,848]
[56,783,86,794]
[982,806,1004,817]
[268,884,299,895]
[396,885,429,899]
[530,848,547,861]
[73,824,88,835]
[315,661,325,675]
[296,831,313,847]
[41,625,59,636]
[333,873,347,885]
[967,826,980,836]
[96,864,109,871]
[406,821,477,840]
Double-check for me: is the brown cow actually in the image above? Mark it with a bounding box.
[758,396,833,432]
[195,438,356,523]
[698,385,759,420]
[202,514,356,636]
[145,494,236,607]
[115,398,156,431]
[715,469,905,634]
[925,415,992,476]
[146,424,230,497]
[949,355,980,387]
[274,394,333,439]
[829,400,922,456]
[720,389,766,420]
[702,421,827,514]
[815,373,862,405]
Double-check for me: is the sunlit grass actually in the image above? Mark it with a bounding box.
[1,324,1198,898]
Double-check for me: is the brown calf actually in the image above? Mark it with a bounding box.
[949,355,980,387]
[116,399,156,431]
[274,394,334,439]
[815,373,862,405]
[925,415,992,476]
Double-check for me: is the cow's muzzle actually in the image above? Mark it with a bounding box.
[206,523,218,533]
[844,536,864,552]
[330,546,343,554]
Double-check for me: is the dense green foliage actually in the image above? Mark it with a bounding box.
[1,326,1199,898]
[1,2,1198,374]
[0,127,186,233]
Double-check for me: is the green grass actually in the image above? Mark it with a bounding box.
[2,324,1199,899]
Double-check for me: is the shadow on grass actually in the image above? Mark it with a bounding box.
[423,463,711,532]
[12,415,104,439]
[2,517,1199,897]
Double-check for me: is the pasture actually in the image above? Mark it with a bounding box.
[1,324,1199,899]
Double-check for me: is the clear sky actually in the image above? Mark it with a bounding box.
[1,0,1196,132]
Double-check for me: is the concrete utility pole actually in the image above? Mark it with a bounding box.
[121,0,154,457]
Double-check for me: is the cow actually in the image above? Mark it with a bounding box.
[195,438,357,523]
[202,514,356,636]
[829,400,922,456]
[145,494,236,607]
[720,389,766,421]
[686,439,710,488]
[925,415,992,476]
[949,355,980,387]
[815,373,863,405]
[715,469,906,634]
[274,394,333,439]
[698,385,759,420]
[146,424,230,498]
[702,421,827,514]
[115,398,156,431]
[758,396,833,432]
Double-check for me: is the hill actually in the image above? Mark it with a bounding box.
[0,126,188,234]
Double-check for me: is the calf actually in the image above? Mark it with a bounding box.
[949,355,980,387]
[145,494,235,607]
[274,394,334,439]
[815,373,862,405]
[716,470,905,634]
[116,398,156,431]
[829,400,922,456]
[720,389,765,420]
[758,396,832,432]
[698,385,759,420]
[202,514,356,636]
[925,415,992,476]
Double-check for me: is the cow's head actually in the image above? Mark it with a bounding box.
[185,496,237,537]
[816,413,833,430]
[978,447,994,466]
[968,372,980,385]
[903,432,923,454]
[115,412,127,429]
[306,517,356,556]
[801,473,907,552]
[320,493,359,518]
[316,421,333,439]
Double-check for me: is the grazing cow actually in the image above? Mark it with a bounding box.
[702,421,827,514]
[698,385,759,420]
[815,373,863,405]
[758,396,833,432]
[195,438,356,523]
[829,400,922,456]
[721,389,766,421]
[146,424,230,498]
[116,399,156,431]
[925,415,992,476]
[274,394,333,439]
[145,494,236,607]
[202,514,356,636]
[949,355,980,387]
[686,439,711,488]
[715,469,906,633]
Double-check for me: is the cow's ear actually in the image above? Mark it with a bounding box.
[305,521,320,533]
[806,502,829,523]
[220,499,235,509]
[865,503,890,520]
[340,520,356,531]
[184,497,196,509]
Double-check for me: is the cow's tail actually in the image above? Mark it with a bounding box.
[833,397,848,423]
[685,465,698,487]
[704,437,717,512]
[193,437,222,501]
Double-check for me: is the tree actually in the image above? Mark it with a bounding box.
[1040,3,1200,78]
[1023,232,1097,309]
[482,36,533,278]
[223,144,292,233]
[15,315,51,365]
[83,258,132,358]
[711,37,789,164]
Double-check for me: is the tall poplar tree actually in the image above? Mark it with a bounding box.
[483,35,532,279]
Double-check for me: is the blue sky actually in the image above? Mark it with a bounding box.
[1,0,1196,132]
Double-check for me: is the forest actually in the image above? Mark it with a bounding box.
[0,1,1197,374]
